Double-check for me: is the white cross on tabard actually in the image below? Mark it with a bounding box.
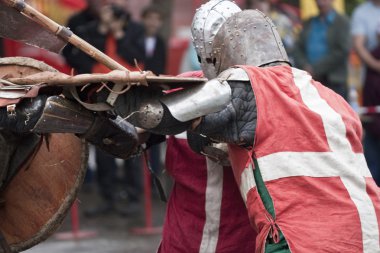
[239,68,380,253]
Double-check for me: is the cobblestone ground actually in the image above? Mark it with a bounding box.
[25,183,167,253]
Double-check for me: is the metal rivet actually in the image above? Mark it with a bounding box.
[103,138,113,145]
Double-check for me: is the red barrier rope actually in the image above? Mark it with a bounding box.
[358,106,380,115]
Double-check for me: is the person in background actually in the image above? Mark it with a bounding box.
[85,3,144,215]
[62,0,120,217]
[139,5,167,180]
[361,22,380,186]
[293,0,350,100]
[63,2,145,217]
[65,0,104,33]
[63,0,104,69]
[84,149,119,217]
[351,0,380,185]
[140,5,166,76]
[64,3,144,74]
[122,156,142,214]
[108,0,130,13]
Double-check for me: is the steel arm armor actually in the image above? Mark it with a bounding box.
[119,68,255,145]
[121,78,231,135]
[0,96,139,159]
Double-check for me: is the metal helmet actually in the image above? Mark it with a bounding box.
[191,0,241,79]
[211,10,289,74]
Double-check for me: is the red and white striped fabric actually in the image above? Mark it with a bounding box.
[157,70,256,253]
[228,65,380,253]
[158,133,256,253]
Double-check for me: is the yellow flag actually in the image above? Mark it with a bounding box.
[300,0,345,20]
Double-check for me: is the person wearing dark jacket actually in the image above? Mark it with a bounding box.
[63,4,144,74]
[65,0,102,33]
[139,6,166,75]
[293,0,350,100]
[62,0,103,69]
[136,6,167,179]
[62,3,145,217]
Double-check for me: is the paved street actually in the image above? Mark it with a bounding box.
[25,182,167,253]
[26,236,161,253]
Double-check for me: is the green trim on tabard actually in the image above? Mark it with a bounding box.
[253,158,291,253]
[253,158,276,218]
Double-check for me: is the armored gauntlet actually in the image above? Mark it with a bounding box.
[0,96,139,159]
[193,80,257,147]
[187,131,231,166]
[80,116,139,159]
